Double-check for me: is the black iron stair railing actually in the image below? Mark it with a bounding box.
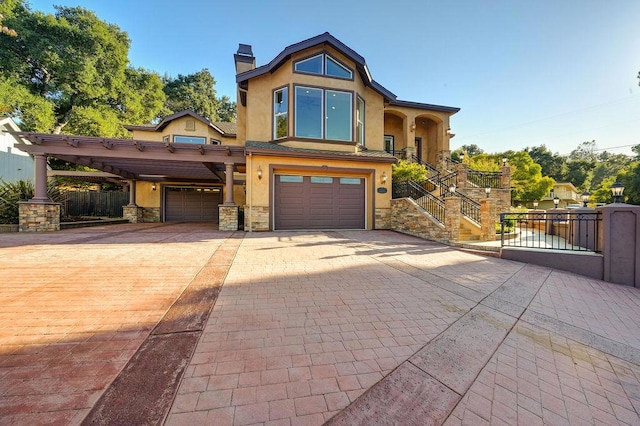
[392,181,445,224]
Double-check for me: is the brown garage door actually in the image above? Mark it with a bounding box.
[275,175,365,230]
[165,187,221,222]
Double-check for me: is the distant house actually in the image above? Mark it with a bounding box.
[0,117,34,182]
[539,182,582,209]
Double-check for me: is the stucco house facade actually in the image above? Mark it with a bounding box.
[0,117,35,182]
[13,32,464,233]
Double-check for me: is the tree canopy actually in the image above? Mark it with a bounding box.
[0,0,235,139]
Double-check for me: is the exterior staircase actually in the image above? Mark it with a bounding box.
[392,156,507,243]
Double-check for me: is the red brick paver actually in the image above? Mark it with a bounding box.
[0,224,233,424]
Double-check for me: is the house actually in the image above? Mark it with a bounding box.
[538,182,583,209]
[12,32,463,232]
[0,117,34,182]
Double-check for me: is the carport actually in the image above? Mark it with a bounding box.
[10,132,246,231]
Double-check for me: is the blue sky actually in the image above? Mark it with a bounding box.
[28,0,640,156]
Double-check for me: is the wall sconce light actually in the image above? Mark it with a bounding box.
[581,191,590,207]
[485,185,491,197]
[381,171,387,185]
[502,157,507,167]
[448,183,456,195]
[151,183,157,191]
[553,196,560,208]
[611,182,624,203]
[410,121,416,132]
[533,200,539,209]
[257,165,262,180]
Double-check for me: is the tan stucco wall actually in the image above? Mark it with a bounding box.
[245,153,392,230]
[240,46,386,152]
[130,117,237,146]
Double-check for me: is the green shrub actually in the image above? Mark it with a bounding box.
[0,179,65,224]
[392,160,428,183]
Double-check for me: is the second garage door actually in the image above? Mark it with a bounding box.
[165,187,221,222]
[275,175,365,230]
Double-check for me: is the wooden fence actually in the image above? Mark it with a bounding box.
[62,190,129,218]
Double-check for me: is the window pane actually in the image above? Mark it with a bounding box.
[295,55,323,74]
[295,87,322,139]
[310,177,333,184]
[326,56,352,79]
[340,178,361,185]
[279,175,303,183]
[325,91,352,141]
[356,97,365,146]
[274,87,288,139]
[174,135,206,144]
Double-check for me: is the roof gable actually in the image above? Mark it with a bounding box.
[236,32,397,102]
[125,110,237,136]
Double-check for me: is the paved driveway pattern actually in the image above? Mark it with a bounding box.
[1,225,639,425]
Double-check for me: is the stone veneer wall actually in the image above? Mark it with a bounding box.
[219,205,239,231]
[375,208,391,229]
[389,198,446,242]
[18,202,61,232]
[122,206,142,223]
[245,205,270,231]
[142,207,160,223]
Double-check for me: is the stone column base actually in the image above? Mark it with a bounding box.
[123,205,143,223]
[19,202,61,232]
[219,205,239,231]
[244,205,270,231]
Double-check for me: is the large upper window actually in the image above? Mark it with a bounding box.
[295,86,352,141]
[273,87,288,139]
[294,53,353,79]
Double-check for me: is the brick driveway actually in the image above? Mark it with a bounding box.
[1,224,639,425]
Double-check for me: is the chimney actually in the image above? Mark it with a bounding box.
[234,44,255,74]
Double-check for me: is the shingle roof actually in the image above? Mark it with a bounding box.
[245,141,397,162]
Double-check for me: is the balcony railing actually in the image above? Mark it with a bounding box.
[500,211,601,252]
[467,170,502,189]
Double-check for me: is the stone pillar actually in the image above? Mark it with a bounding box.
[219,205,239,231]
[224,162,235,205]
[480,198,497,241]
[18,201,60,232]
[437,150,451,173]
[598,204,640,287]
[404,145,416,161]
[500,165,510,189]
[456,163,468,189]
[123,206,142,223]
[444,196,461,242]
[32,154,49,203]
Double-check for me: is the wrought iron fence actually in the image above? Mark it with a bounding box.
[500,211,601,252]
[468,170,502,189]
[62,190,129,218]
[459,193,481,225]
[392,181,445,224]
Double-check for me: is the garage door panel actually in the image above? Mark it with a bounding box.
[275,175,364,230]
[165,187,221,222]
